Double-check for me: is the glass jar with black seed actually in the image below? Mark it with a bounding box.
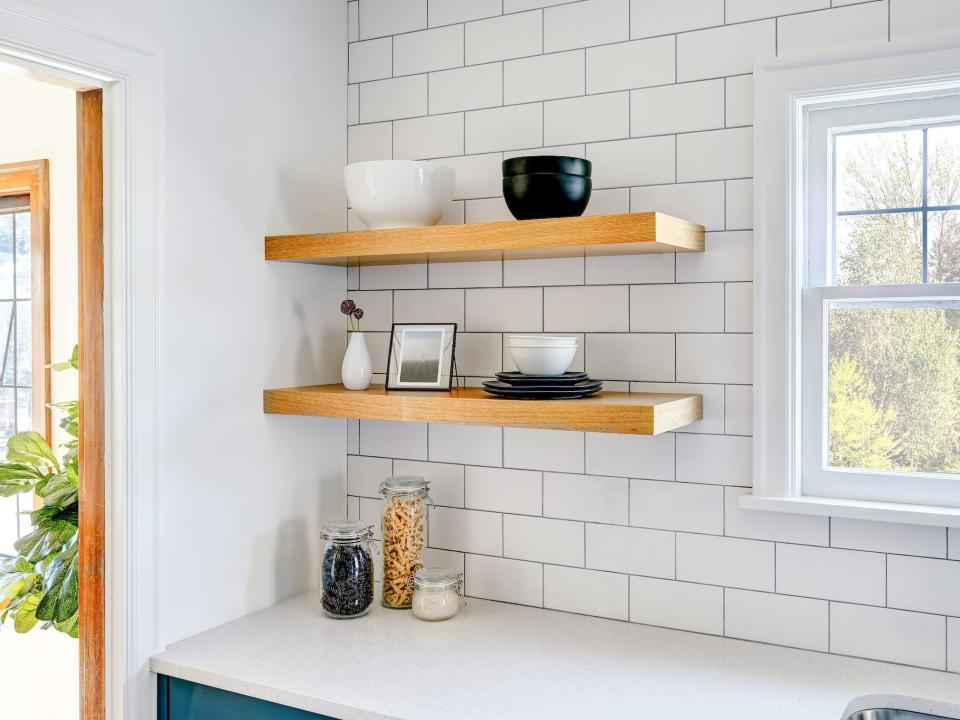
[320,520,376,619]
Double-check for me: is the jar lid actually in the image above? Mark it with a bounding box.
[379,475,429,496]
[321,519,374,542]
[413,567,463,591]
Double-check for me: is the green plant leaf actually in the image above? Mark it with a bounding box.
[36,543,78,623]
[5,432,59,472]
[53,612,79,638]
[14,518,77,563]
[49,345,79,372]
[13,592,41,633]
[0,463,46,497]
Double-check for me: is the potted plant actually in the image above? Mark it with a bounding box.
[340,299,371,390]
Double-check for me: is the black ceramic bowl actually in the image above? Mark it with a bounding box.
[502,155,591,178]
[503,172,592,221]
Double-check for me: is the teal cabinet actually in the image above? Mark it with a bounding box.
[158,675,338,720]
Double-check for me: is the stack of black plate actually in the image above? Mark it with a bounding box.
[482,371,603,399]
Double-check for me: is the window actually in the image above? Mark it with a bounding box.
[750,45,960,525]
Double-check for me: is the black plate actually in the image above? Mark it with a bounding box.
[496,371,589,385]
[483,380,602,397]
[482,385,603,400]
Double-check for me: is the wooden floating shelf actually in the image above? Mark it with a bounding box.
[263,384,703,436]
[265,212,704,266]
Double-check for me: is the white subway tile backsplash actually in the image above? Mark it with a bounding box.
[545,565,629,620]
[778,2,889,57]
[429,423,502,466]
[585,254,675,285]
[545,93,630,146]
[725,487,829,545]
[347,495,360,521]
[393,459,465,507]
[776,545,886,605]
[631,382,724,434]
[359,0,426,40]
[450,332,502,376]
[348,290,393,330]
[676,333,752,384]
[586,136,675,188]
[724,385,753,435]
[394,25,463,76]
[888,555,960,616]
[466,287,543,331]
[348,84,359,125]
[586,36,675,94]
[544,472,629,525]
[725,282,753,333]
[363,332,390,373]
[466,103,543,153]
[725,590,829,651]
[725,75,753,128]
[725,180,753,231]
[950,618,960,673]
[393,112,465,159]
[951,528,960,560]
[676,230,752,283]
[830,604,946,670]
[348,0,359,42]
[504,428,585,473]
[431,153,503,200]
[630,576,724,634]
[504,257,584,287]
[430,260,502,288]
[431,64,502,115]
[831,519,946,559]
[430,507,503,555]
[349,38,392,84]
[505,0,577,9]
[586,188,630,215]
[348,455,392,498]
[630,283,724,332]
[505,51,585,104]
[630,80,725,137]
[466,466,543,515]
[360,75,428,122]
[631,480,722,533]
[677,533,774,591]
[359,420,428,460]
[586,333,675,382]
[629,182,725,232]
[428,0,500,26]
[676,434,751,486]
[465,197,514,223]
[348,122,392,163]
[545,286,629,331]
[543,0,629,52]
[586,523,675,577]
[466,10,543,65]
[394,288,464,324]
[891,0,960,43]
[630,0,724,38]
[677,21,775,82]
[677,127,752,182]
[348,419,360,454]
[359,263,427,290]
[504,514,585,566]
[465,554,543,606]
[726,0,828,23]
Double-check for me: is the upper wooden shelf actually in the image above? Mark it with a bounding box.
[265,212,704,266]
[263,384,702,435]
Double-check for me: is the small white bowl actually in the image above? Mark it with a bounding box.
[509,345,577,376]
[507,335,578,347]
[344,160,455,229]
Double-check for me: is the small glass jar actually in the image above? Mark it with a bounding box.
[411,568,464,621]
[380,476,429,609]
[320,520,376,619]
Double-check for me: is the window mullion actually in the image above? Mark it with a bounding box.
[921,125,929,283]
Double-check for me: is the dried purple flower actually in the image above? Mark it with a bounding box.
[353,308,364,320]
[340,299,356,315]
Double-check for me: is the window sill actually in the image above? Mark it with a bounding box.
[739,494,960,528]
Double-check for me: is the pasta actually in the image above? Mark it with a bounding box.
[381,494,425,608]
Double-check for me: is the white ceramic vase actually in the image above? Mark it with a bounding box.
[342,331,372,390]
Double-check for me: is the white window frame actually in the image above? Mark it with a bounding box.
[746,41,960,527]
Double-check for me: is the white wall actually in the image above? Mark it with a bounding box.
[18,0,350,645]
[344,0,960,674]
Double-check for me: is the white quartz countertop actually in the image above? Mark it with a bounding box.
[151,592,960,720]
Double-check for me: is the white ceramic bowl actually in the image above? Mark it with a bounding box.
[344,160,455,229]
[507,335,578,347]
[509,344,577,376]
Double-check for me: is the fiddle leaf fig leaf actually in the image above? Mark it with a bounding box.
[36,543,78,623]
[53,612,79,639]
[13,592,41,633]
[5,432,59,472]
[0,463,45,496]
[14,518,77,563]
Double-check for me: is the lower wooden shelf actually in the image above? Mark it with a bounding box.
[263,384,702,435]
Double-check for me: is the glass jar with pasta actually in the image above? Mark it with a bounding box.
[379,476,429,609]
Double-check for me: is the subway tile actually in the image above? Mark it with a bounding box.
[725,180,753,231]
[725,282,753,333]
[676,434,752,486]
[348,122,392,163]
[677,20,775,82]
[448,332,502,377]
[348,84,359,125]
[631,80,724,137]
[585,333,675,382]
[394,112,465,160]
[360,75,428,123]
[586,523,675,578]
[891,0,960,43]
[466,103,543,154]
[347,290,393,330]
[544,472,629,525]
[630,283,724,332]
[677,533,774,591]
[466,10,542,65]
[586,36,675,94]
[776,545,885,605]
[347,495,360,521]
[585,254,675,285]
[359,420,428,460]
[831,518,946,558]
[394,288,464,324]
[393,459,465,508]
[630,576,723,634]
[727,0,828,23]
[504,143,587,160]
[725,487,829,545]
[545,565,629,620]
[504,257,584,287]
[359,263,427,290]
[429,0,501,26]
[888,555,960,616]
[349,38,392,83]
[430,153,503,200]
[504,428,585,473]
[348,419,360,454]
[951,528,960,560]
[630,382,725,434]
[363,332,390,374]
[359,0,426,39]
[505,0,577,9]
[586,136,675,188]
[778,2,888,57]
[465,287,543,331]
[504,333,585,374]
[586,188,630,215]
[677,230,752,283]
[543,0,629,52]
[725,589,829,651]
[358,497,385,543]
[505,50,585,104]
[465,554,543,606]
[504,514,585,566]
[950,618,960,673]
[677,127,752,182]
[394,25,463,76]
[725,75,753,128]
[429,260,501,289]
[430,507,503,555]
[466,466,542,515]
[429,423,502,466]
[424,548,465,575]
[465,197,514,223]
[831,604,946,670]
[348,0,359,42]
[630,0,724,38]
[348,264,360,290]
[631,480,722,534]
[545,93,630,146]
[544,286,629,332]
[430,64,502,114]
[630,182,725,232]
[677,333,752,384]
[724,385,753,435]
[348,455,392,498]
